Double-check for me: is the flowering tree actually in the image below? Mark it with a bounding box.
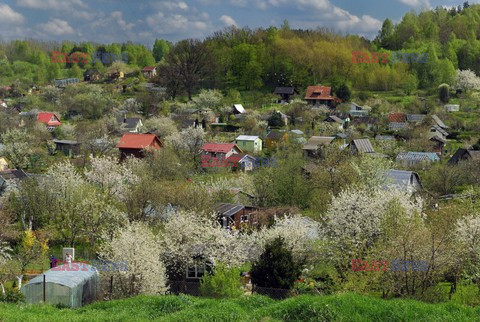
[1,128,34,169]
[99,222,167,298]
[192,89,223,110]
[455,69,480,92]
[143,117,178,138]
[165,126,205,164]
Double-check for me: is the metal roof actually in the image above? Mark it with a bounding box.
[432,114,448,129]
[302,136,335,150]
[24,264,99,288]
[431,124,448,137]
[406,114,426,123]
[351,138,375,153]
[274,87,295,95]
[396,152,440,163]
[214,203,245,217]
[389,122,408,130]
[384,169,422,190]
[375,135,394,141]
[235,135,259,141]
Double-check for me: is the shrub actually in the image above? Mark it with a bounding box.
[0,288,25,303]
[200,263,244,298]
[251,237,301,290]
[335,83,351,101]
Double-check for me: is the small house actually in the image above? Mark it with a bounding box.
[37,112,61,131]
[273,87,298,103]
[214,203,259,229]
[388,122,408,131]
[349,138,375,154]
[406,114,426,125]
[445,104,459,112]
[202,143,242,160]
[117,133,162,160]
[429,124,448,141]
[302,136,335,158]
[117,116,143,133]
[235,135,262,153]
[54,78,79,88]
[83,69,101,82]
[304,85,340,107]
[142,66,157,78]
[109,71,124,80]
[430,136,446,155]
[396,152,440,167]
[227,154,257,171]
[432,114,448,130]
[350,102,370,117]
[448,148,480,165]
[53,140,81,157]
[388,113,407,123]
[383,169,422,193]
[265,131,289,149]
[232,104,246,115]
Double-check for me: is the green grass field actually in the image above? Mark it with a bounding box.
[0,292,479,322]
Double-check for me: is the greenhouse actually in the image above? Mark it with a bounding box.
[21,264,100,308]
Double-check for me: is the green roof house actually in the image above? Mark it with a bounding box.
[235,135,262,153]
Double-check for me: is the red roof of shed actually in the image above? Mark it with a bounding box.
[142,66,156,72]
[37,112,61,127]
[388,113,407,123]
[117,133,162,149]
[305,86,335,100]
[202,143,242,153]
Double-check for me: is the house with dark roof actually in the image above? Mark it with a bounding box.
[383,169,422,193]
[265,131,289,149]
[117,116,143,133]
[349,138,375,154]
[37,112,61,131]
[117,133,162,160]
[302,136,335,157]
[448,148,480,165]
[53,140,81,157]
[142,66,157,78]
[274,87,298,103]
[304,85,340,107]
[396,152,440,167]
[214,203,259,229]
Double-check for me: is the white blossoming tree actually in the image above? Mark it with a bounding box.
[455,69,480,92]
[99,221,167,298]
[165,126,205,165]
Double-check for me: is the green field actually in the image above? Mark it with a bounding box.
[0,293,479,322]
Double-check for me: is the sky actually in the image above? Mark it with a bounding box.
[0,0,475,47]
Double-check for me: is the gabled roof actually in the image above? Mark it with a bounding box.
[266,131,287,140]
[431,124,448,137]
[202,143,242,153]
[214,203,245,217]
[304,85,336,101]
[430,135,446,144]
[448,148,480,164]
[117,133,162,149]
[233,104,246,114]
[388,113,407,123]
[118,117,142,129]
[302,136,335,150]
[384,169,422,190]
[235,135,260,141]
[142,66,156,72]
[351,138,375,153]
[274,87,297,95]
[432,114,448,129]
[37,112,61,126]
[325,115,343,123]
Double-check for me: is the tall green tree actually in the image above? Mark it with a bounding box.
[152,39,171,62]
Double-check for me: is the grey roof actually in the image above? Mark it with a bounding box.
[406,114,426,123]
[214,203,245,217]
[430,135,446,144]
[396,152,440,163]
[118,117,142,129]
[384,169,422,189]
[432,114,448,129]
[54,78,79,87]
[431,124,448,137]
[290,129,304,135]
[274,87,295,95]
[0,169,28,180]
[336,133,348,139]
[233,104,246,113]
[349,110,369,117]
[325,115,343,123]
[24,264,99,288]
[389,122,408,130]
[235,135,259,141]
[375,135,394,141]
[351,138,375,153]
[53,139,79,145]
[302,136,335,150]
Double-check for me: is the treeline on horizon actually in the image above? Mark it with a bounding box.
[0,1,478,97]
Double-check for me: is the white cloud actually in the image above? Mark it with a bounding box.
[398,0,430,7]
[220,15,237,27]
[38,19,75,36]
[0,4,25,24]
[111,11,134,30]
[16,0,87,10]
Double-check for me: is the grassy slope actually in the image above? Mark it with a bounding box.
[0,293,479,322]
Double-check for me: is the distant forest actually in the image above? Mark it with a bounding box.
[1,2,479,97]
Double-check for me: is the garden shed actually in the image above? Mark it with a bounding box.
[21,264,100,308]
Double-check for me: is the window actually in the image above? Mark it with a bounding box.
[241,214,249,223]
[186,262,206,279]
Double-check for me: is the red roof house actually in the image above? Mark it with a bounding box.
[201,143,243,160]
[388,113,407,123]
[142,66,157,78]
[37,112,61,130]
[117,133,162,160]
[304,86,341,107]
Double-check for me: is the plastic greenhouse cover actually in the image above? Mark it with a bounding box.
[24,264,99,288]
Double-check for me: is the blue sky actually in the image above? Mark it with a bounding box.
[0,0,475,47]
